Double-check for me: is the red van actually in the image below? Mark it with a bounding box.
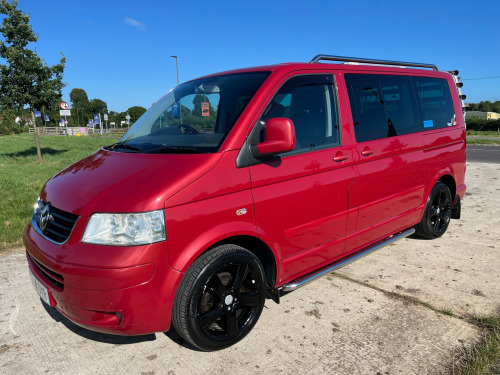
[24,55,466,351]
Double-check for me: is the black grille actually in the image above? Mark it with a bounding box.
[28,253,64,290]
[33,200,78,243]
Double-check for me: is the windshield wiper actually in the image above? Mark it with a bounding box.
[146,146,206,154]
[110,142,141,152]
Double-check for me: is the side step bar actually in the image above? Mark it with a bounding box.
[281,228,415,293]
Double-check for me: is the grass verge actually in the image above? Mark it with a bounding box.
[0,133,114,252]
[466,131,500,137]
[450,317,500,375]
[467,139,500,145]
[332,272,500,374]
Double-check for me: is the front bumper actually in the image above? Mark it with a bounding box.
[24,222,183,335]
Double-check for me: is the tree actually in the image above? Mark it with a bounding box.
[468,103,478,111]
[69,88,89,126]
[0,0,65,162]
[478,101,493,112]
[89,98,107,116]
[127,106,146,122]
[491,101,500,114]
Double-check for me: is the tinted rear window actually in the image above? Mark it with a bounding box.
[413,76,456,129]
[346,74,456,142]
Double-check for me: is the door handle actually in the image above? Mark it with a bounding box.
[333,154,349,162]
[361,149,375,156]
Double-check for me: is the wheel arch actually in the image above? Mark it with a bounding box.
[207,235,278,289]
[437,174,456,202]
[426,166,457,203]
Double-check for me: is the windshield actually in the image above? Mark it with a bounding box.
[111,72,270,154]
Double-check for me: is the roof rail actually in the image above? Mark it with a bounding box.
[310,55,438,71]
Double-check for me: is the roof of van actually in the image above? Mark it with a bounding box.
[191,61,450,83]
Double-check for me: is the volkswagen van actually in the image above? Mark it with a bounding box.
[24,55,466,351]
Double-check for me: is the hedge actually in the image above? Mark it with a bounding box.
[465,117,500,131]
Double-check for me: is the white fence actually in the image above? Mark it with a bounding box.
[29,127,127,136]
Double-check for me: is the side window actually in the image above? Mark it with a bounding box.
[261,75,339,152]
[379,75,420,136]
[413,77,456,129]
[346,78,388,142]
[346,74,422,142]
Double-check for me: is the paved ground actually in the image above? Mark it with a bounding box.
[1,162,499,375]
[467,144,500,163]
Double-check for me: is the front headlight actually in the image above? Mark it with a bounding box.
[82,210,166,246]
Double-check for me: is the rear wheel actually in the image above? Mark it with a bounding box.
[172,244,266,351]
[415,182,452,239]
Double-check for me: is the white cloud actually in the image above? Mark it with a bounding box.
[124,17,146,31]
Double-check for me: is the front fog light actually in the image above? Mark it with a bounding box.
[82,210,166,246]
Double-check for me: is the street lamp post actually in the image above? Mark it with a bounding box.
[170,55,180,86]
[170,55,182,123]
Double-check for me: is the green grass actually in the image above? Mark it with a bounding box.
[466,130,500,145]
[0,133,115,251]
[467,139,500,145]
[450,317,500,375]
[466,131,500,137]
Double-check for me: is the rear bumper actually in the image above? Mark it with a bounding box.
[24,224,183,335]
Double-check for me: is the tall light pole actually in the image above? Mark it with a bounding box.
[170,55,180,86]
[170,55,182,123]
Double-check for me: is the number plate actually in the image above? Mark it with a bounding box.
[30,272,50,305]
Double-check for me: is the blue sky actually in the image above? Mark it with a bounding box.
[6,0,500,112]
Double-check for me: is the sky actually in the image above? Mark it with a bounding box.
[4,0,500,112]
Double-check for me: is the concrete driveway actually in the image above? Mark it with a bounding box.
[1,162,499,375]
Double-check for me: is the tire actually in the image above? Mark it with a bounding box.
[172,244,266,351]
[414,182,453,239]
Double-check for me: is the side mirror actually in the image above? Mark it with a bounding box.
[252,118,296,157]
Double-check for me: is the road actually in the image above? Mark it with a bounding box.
[1,162,499,374]
[467,144,500,163]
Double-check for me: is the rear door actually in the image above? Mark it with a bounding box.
[343,73,425,251]
[248,73,356,283]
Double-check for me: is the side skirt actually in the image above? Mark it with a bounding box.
[279,228,415,294]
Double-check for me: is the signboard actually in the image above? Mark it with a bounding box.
[60,102,69,110]
[60,109,71,116]
[93,114,101,125]
[201,102,210,117]
[88,120,93,127]
[172,102,180,117]
[44,115,49,122]
[103,113,108,121]
[35,110,41,118]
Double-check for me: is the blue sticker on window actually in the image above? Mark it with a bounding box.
[423,120,434,128]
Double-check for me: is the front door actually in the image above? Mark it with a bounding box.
[248,74,356,284]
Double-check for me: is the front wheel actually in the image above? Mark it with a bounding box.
[172,245,266,351]
[415,182,452,239]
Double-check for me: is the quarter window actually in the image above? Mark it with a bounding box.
[413,77,456,129]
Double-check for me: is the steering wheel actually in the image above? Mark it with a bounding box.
[179,124,199,134]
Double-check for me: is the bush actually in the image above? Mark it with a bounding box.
[0,110,22,136]
[465,117,500,131]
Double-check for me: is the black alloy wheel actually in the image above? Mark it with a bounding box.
[172,245,266,351]
[415,182,453,239]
